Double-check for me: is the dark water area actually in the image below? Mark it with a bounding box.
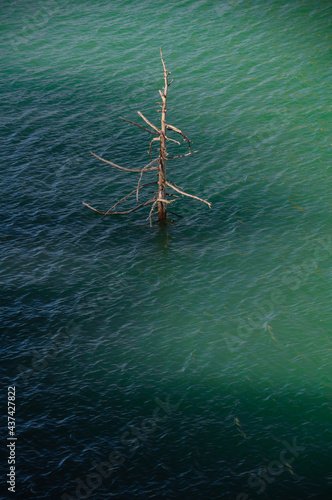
[1,1,332,498]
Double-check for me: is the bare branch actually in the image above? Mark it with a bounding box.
[165,136,180,146]
[156,198,175,204]
[90,152,158,173]
[103,181,157,217]
[168,150,199,160]
[136,162,158,202]
[160,47,167,76]
[148,137,160,158]
[144,157,160,168]
[82,202,108,215]
[82,182,157,217]
[119,116,158,136]
[83,197,156,217]
[168,210,183,218]
[148,197,159,227]
[166,124,191,152]
[137,111,161,134]
[166,180,211,208]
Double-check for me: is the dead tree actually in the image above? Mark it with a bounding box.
[83,49,211,225]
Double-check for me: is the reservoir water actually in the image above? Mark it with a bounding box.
[1,1,331,498]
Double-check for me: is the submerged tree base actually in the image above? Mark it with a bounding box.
[83,49,211,225]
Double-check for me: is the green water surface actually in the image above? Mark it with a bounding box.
[1,1,331,499]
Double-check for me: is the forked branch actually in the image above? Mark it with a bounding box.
[90,152,158,173]
[166,136,181,146]
[82,182,157,217]
[148,137,160,158]
[166,180,211,208]
[119,116,158,136]
[168,150,198,159]
[166,124,191,152]
[136,162,158,201]
[137,112,160,134]
[82,196,156,216]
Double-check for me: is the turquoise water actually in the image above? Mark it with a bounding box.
[1,1,331,498]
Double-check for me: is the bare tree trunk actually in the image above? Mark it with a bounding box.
[158,52,169,221]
